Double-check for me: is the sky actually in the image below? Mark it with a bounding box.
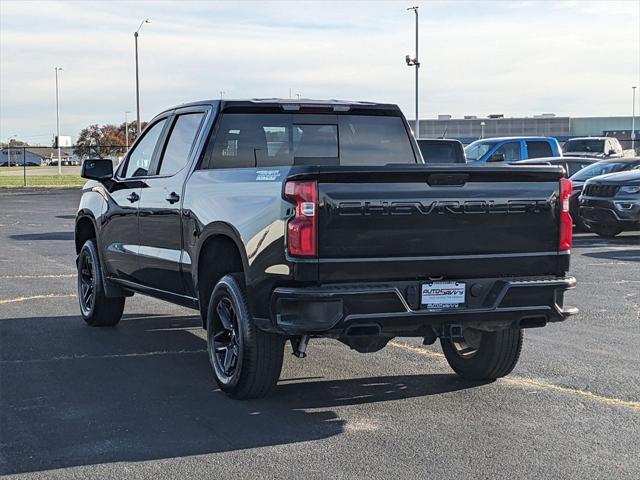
[1,0,639,145]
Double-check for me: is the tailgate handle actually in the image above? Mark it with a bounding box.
[427,173,469,186]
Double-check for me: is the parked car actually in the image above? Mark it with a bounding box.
[579,168,640,237]
[417,138,465,163]
[465,137,562,163]
[562,137,633,159]
[569,158,640,228]
[75,98,577,399]
[512,157,598,177]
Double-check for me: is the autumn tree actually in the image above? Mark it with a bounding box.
[74,122,148,159]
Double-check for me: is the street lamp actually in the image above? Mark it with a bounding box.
[124,111,131,149]
[55,67,63,174]
[480,121,486,139]
[135,18,151,135]
[405,6,420,139]
[632,86,637,153]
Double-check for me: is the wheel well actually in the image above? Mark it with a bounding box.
[197,235,244,327]
[75,217,96,254]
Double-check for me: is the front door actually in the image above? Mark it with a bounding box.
[136,110,206,295]
[101,118,169,282]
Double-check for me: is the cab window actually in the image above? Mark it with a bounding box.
[123,120,167,178]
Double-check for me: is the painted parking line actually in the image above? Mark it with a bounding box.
[0,293,76,305]
[0,274,75,279]
[0,349,207,365]
[388,341,640,412]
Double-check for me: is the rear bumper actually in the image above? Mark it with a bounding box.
[268,276,577,336]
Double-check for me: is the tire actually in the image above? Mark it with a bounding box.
[440,327,523,380]
[206,274,284,399]
[591,225,622,238]
[77,239,125,326]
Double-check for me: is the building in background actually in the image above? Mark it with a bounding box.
[416,115,638,151]
[0,147,77,166]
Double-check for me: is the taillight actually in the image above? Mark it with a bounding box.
[285,180,317,257]
[559,178,572,251]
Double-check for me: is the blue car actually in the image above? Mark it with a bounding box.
[465,136,562,163]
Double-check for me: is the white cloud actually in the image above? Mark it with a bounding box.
[1,0,638,144]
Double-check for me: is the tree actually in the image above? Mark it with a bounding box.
[74,122,147,159]
[0,138,28,147]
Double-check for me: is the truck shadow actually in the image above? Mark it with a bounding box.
[0,314,481,475]
[582,249,640,263]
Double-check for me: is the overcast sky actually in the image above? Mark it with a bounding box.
[1,0,639,144]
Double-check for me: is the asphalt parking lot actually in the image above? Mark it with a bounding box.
[1,188,638,479]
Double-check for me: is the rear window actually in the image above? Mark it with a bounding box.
[203,113,415,169]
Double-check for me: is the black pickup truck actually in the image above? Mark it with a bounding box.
[75,99,577,399]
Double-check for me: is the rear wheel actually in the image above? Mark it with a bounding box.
[77,239,125,326]
[440,327,523,380]
[207,274,284,399]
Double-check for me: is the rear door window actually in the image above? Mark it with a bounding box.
[158,113,205,176]
[526,141,553,158]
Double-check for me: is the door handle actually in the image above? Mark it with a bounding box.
[126,192,140,203]
[165,192,180,204]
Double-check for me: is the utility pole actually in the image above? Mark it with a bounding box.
[632,86,637,153]
[125,111,131,149]
[406,6,420,139]
[55,67,63,174]
[135,18,151,135]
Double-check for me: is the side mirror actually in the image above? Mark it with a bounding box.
[488,152,505,162]
[81,158,113,180]
[608,149,616,156]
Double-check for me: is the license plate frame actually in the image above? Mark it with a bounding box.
[421,281,466,309]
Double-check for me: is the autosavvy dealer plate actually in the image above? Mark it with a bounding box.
[421,281,466,309]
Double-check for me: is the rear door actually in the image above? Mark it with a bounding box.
[136,108,207,294]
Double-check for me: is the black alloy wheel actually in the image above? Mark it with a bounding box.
[78,248,96,315]
[211,296,242,379]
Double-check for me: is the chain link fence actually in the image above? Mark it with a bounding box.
[0,146,127,187]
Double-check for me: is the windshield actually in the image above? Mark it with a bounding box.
[563,139,604,153]
[570,161,630,181]
[464,141,495,162]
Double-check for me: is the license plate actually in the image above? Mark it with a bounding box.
[421,281,466,309]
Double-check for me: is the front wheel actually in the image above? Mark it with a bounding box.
[206,274,284,399]
[440,327,523,380]
[77,239,125,326]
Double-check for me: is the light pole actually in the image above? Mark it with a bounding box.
[7,135,17,168]
[406,6,420,139]
[55,67,63,174]
[632,86,637,153]
[135,18,151,136]
[480,121,486,139]
[124,111,131,149]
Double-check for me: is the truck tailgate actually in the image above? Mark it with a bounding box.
[309,165,567,282]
